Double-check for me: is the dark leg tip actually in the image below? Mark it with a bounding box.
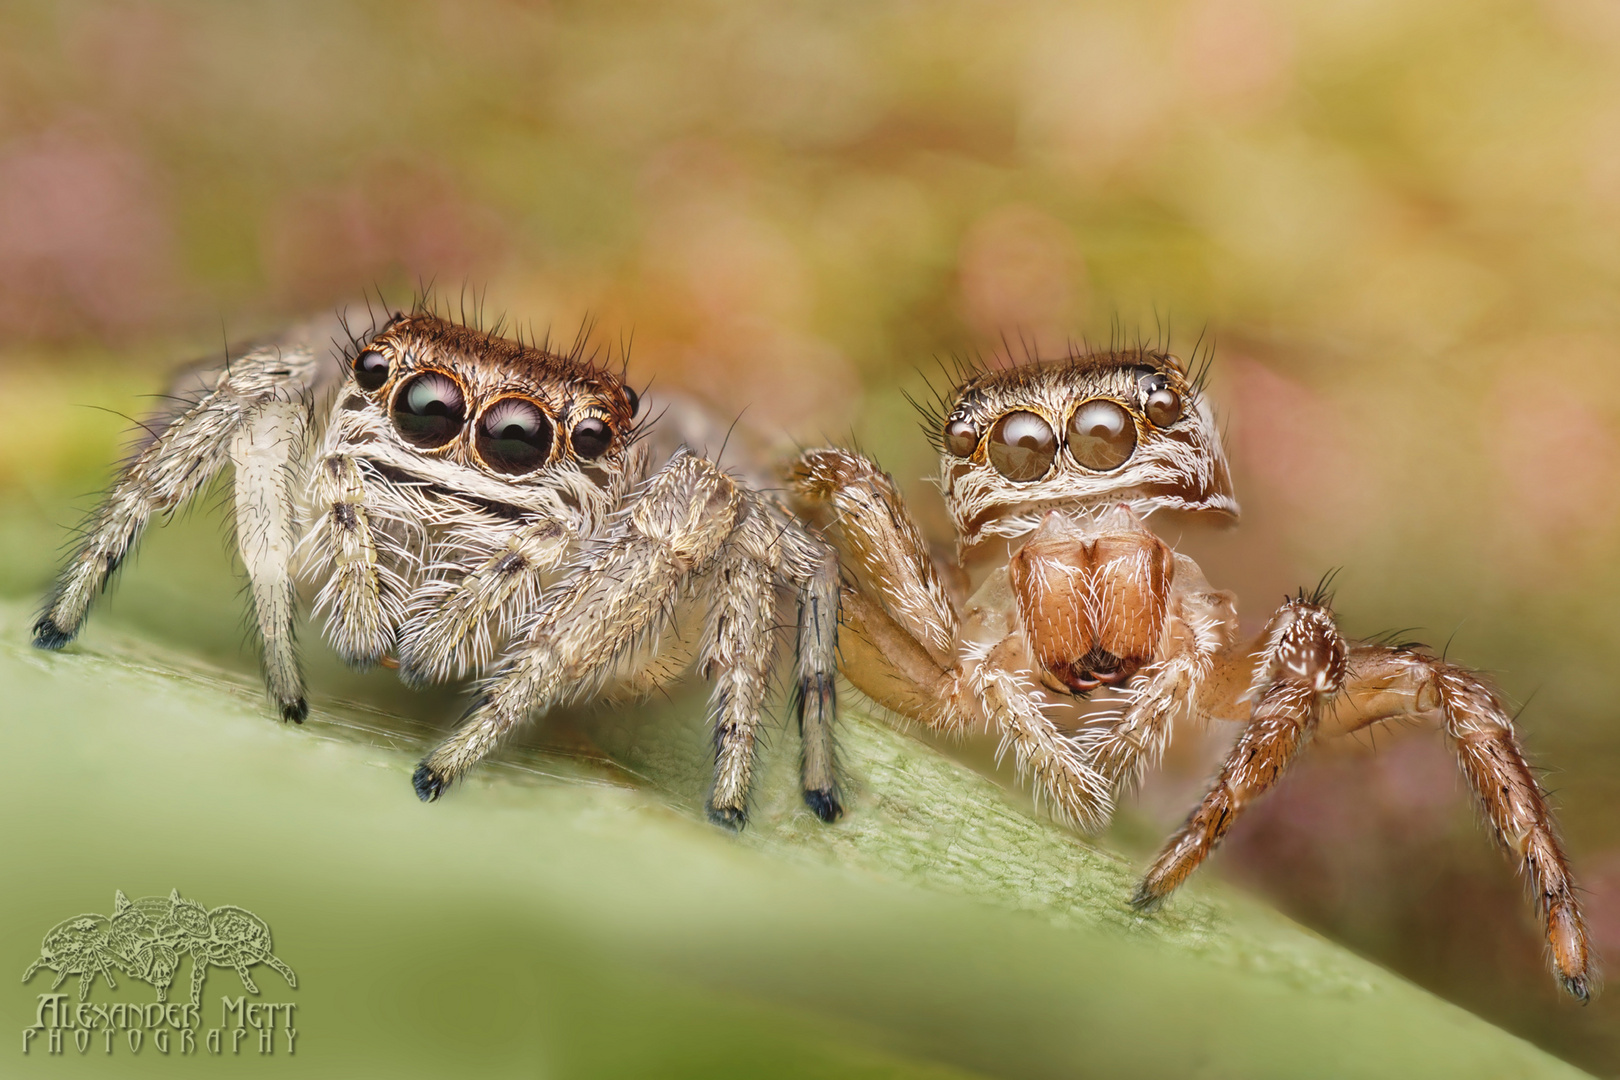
[32,617,74,651]
[393,649,429,689]
[280,699,308,724]
[412,763,447,803]
[706,803,747,831]
[1129,886,1165,914]
[1561,974,1592,1005]
[803,788,844,823]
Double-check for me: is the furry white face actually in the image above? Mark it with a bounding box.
[315,314,653,607]
[932,350,1238,553]
[305,313,657,683]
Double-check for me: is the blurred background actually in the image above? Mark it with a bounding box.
[2,0,1619,1072]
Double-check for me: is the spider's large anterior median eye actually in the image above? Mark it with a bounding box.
[391,372,466,449]
[1066,399,1137,471]
[988,411,1057,481]
[476,397,553,474]
[570,416,613,460]
[352,349,390,391]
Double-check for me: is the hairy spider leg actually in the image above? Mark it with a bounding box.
[1135,597,1593,1002]
[34,323,340,722]
[231,397,314,721]
[395,518,574,686]
[701,510,780,827]
[788,533,843,821]
[789,448,1113,829]
[305,450,407,666]
[413,449,842,826]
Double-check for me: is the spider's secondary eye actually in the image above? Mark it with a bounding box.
[353,349,390,391]
[476,397,553,474]
[391,372,466,449]
[945,419,979,458]
[1145,387,1182,427]
[625,386,641,418]
[988,411,1057,482]
[570,416,613,460]
[1066,399,1137,471]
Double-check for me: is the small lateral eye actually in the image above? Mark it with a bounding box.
[1145,387,1182,427]
[625,385,641,418]
[570,416,613,460]
[476,397,553,474]
[944,418,979,458]
[1066,399,1137,471]
[988,411,1057,482]
[391,372,466,450]
[353,350,390,391]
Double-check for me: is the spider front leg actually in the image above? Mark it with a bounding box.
[787,449,960,730]
[304,452,408,666]
[1135,595,1594,1002]
[232,398,314,721]
[395,518,573,686]
[1081,557,1238,797]
[789,449,1112,829]
[788,449,957,664]
[1132,596,1345,909]
[412,451,812,826]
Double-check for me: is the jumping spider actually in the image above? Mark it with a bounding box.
[788,348,1594,1001]
[33,306,844,828]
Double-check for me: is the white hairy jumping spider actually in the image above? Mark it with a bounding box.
[34,304,844,828]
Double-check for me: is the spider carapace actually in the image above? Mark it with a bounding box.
[788,348,1594,1001]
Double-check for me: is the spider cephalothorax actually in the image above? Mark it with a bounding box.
[34,304,845,829]
[791,346,1594,1001]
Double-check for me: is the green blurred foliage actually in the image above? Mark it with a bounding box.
[2,0,1620,1072]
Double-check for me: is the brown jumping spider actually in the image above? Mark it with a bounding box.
[788,348,1594,1001]
[32,305,844,828]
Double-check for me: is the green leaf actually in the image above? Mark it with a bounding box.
[0,601,1589,1078]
